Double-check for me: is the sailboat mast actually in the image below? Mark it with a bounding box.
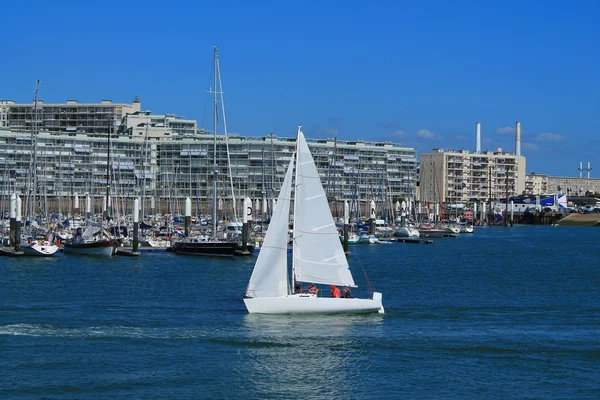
[291,127,301,292]
[212,46,218,238]
[216,54,238,222]
[26,80,40,228]
[105,119,111,222]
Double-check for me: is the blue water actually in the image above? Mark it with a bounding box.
[1,226,599,399]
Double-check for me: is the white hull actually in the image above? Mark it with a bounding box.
[63,245,115,256]
[359,235,379,244]
[244,292,384,314]
[394,227,420,238]
[21,243,59,257]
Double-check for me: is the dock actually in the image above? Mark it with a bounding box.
[394,238,434,244]
[115,248,139,257]
[0,247,24,256]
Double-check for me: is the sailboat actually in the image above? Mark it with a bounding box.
[172,46,253,257]
[63,118,116,256]
[62,224,116,256]
[21,80,59,257]
[243,127,384,314]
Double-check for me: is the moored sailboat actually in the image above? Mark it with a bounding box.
[243,127,384,314]
[20,80,59,257]
[62,225,116,256]
[172,46,253,257]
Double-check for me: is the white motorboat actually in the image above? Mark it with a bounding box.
[21,239,59,257]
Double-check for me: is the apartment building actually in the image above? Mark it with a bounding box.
[546,176,600,196]
[419,148,526,205]
[121,111,197,138]
[0,129,418,216]
[524,173,549,195]
[0,98,141,136]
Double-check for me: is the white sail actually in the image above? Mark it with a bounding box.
[293,129,356,287]
[245,155,295,298]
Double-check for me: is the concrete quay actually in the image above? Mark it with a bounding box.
[556,213,600,227]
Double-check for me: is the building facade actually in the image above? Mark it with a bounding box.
[121,111,197,138]
[524,173,549,195]
[546,176,600,196]
[419,148,526,205]
[0,99,141,136]
[0,129,418,217]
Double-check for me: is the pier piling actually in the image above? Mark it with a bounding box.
[133,198,139,253]
[184,197,191,237]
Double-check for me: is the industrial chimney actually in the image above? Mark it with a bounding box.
[515,121,521,156]
[475,122,481,153]
[588,161,592,179]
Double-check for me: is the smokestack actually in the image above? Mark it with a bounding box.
[579,161,583,178]
[515,121,521,156]
[475,122,481,153]
[588,161,591,179]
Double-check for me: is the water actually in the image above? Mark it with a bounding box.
[1,226,599,399]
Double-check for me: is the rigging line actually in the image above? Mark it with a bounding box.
[200,58,215,132]
[216,54,237,222]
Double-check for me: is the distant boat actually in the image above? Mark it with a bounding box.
[339,232,360,244]
[172,47,253,257]
[359,234,380,244]
[21,237,59,257]
[417,225,445,238]
[63,225,116,256]
[172,235,254,256]
[243,127,384,314]
[394,226,420,238]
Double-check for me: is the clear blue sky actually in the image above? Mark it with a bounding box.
[3,0,599,177]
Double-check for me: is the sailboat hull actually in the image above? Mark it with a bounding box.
[21,243,59,257]
[63,241,115,256]
[244,292,384,314]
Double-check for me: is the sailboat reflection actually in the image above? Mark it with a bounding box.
[239,314,383,398]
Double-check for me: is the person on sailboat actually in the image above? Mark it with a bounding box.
[330,285,341,298]
[308,284,318,295]
[342,286,352,298]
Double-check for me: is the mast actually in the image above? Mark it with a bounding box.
[25,80,41,230]
[105,119,112,222]
[212,46,218,238]
[141,122,149,221]
[216,51,237,222]
[291,126,301,291]
[270,132,275,217]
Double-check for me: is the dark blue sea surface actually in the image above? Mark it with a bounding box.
[1,225,599,399]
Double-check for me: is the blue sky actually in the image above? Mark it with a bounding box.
[3,0,599,176]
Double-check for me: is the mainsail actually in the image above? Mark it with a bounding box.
[293,130,356,287]
[245,155,295,298]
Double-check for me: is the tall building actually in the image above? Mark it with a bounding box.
[0,129,418,217]
[524,173,549,195]
[0,98,141,136]
[419,148,526,205]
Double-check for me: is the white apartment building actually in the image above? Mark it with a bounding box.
[0,98,141,136]
[546,176,600,196]
[419,148,526,205]
[525,174,600,196]
[121,111,197,138]
[525,173,549,194]
[0,129,418,216]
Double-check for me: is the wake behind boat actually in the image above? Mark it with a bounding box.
[243,127,384,315]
